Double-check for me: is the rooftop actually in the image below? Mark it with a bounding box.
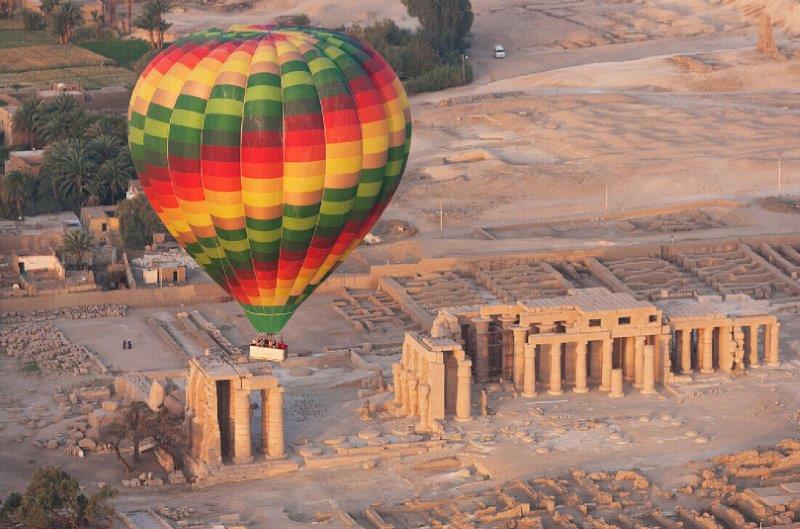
[520,287,653,313]
[9,149,45,164]
[657,294,771,320]
[0,211,80,235]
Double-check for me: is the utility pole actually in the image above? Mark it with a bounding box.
[439,201,444,238]
[461,54,468,85]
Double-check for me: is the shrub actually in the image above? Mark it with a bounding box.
[0,492,22,521]
[72,24,118,43]
[274,13,310,26]
[404,62,472,95]
[17,7,46,30]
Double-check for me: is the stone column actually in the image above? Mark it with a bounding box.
[417,384,430,431]
[232,386,253,464]
[633,336,645,389]
[767,322,781,366]
[609,368,624,398]
[472,316,491,383]
[549,342,563,395]
[698,327,713,373]
[574,341,588,394]
[642,345,656,395]
[260,389,269,454]
[747,325,759,367]
[512,325,528,390]
[499,315,516,380]
[456,359,472,421]
[191,416,203,459]
[718,324,733,373]
[680,329,692,374]
[624,337,636,381]
[522,343,537,397]
[267,387,285,458]
[600,339,613,392]
[407,376,419,416]
[397,369,408,413]
[391,363,402,405]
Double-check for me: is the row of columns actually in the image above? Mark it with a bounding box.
[675,322,780,374]
[231,385,285,464]
[392,358,472,426]
[515,333,656,397]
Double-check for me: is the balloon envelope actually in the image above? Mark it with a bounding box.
[128,24,411,333]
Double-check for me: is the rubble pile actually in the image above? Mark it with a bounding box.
[0,304,127,324]
[122,471,164,488]
[0,324,105,374]
[201,322,242,356]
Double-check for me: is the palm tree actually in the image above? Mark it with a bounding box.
[86,115,127,141]
[61,229,93,269]
[0,170,32,220]
[50,0,84,44]
[39,0,60,15]
[44,92,81,114]
[134,0,172,48]
[88,134,133,203]
[124,0,132,33]
[37,105,89,146]
[11,98,42,149]
[98,150,134,203]
[43,139,97,205]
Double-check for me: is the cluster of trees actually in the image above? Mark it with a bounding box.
[0,467,114,529]
[346,0,474,94]
[98,403,186,473]
[117,194,162,249]
[14,0,173,49]
[0,94,134,220]
[17,0,85,44]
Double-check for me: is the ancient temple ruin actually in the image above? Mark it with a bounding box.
[658,295,780,374]
[391,333,473,430]
[184,352,297,480]
[394,287,781,425]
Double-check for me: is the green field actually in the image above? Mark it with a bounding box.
[0,20,56,49]
[0,19,141,90]
[79,39,151,67]
[0,65,138,91]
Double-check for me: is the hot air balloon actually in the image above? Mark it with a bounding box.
[127,24,411,335]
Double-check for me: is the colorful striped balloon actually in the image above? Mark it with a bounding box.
[128,24,411,333]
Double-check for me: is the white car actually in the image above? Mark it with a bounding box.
[494,44,506,58]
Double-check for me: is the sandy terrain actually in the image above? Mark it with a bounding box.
[5,1,800,528]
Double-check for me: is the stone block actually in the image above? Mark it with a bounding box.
[101,400,119,412]
[168,470,185,485]
[169,387,186,403]
[162,395,184,417]
[155,447,175,472]
[147,379,165,412]
[74,386,111,403]
[114,373,151,404]
[88,408,125,430]
[79,438,97,451]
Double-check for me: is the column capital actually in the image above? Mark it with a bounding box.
[498,314,517,326]
[472,315,491,332]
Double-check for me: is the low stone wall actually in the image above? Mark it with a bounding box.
[0,282,228,312]
[316,273,376,293]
